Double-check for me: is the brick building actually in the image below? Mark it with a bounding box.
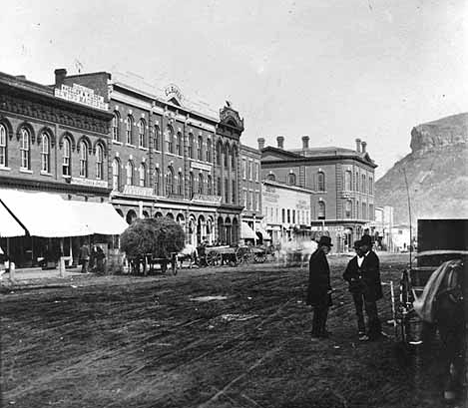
[259,136,377,252]
[59,70,245,246]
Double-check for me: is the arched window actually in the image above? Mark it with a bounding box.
[62,138,71,176]
[0,124,6,167]
[355,171,359,191]
[177,171,183,195]
[95,144,104,180]
[345,200,352,218]
[232,179,236,203]
[126,161,134,185]
[318,201,326,219]
[216,141,222,165]
[112,112,120,142]
[138,119,146,148]
[188,172,194,198]
[166,167,174,195]
[176,132,182,156]
[41,133,50,173]
[317,171,325,192]
[154,125,161,151]
[197,136,203,161]
[198,173,204,194]
[217,176,222,196]
[154,167,160,195]
[224,145,229,168]
[20,127,30,170]
[166,126,174,154]
[369,176,373,195]
[361,174,366,193]
[112,159,120,190]
[345,170,352,191]
[362,202,367,219]
[206,139,212,163]
[288,172,296,186]
[188,133,194,159]
[224,178,229,202]
[79,141,88,177]
[125,116,133,145]
[139,163,146,187]
[231,146,237,168]
[207,175,213,195]
[267,173,276,181]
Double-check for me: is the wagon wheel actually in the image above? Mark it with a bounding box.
[243,249,253,264]
[206,250,221,266]
[254,252,266,263]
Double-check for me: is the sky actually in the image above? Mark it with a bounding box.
[1,0,467,179]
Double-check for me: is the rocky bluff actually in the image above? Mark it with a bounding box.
[376,112,468,225]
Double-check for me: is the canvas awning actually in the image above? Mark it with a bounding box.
[241,222,257,239]
[0,201,25,237]
[0,189,89,237]
[255,225,272,241]
[69,201,128,235]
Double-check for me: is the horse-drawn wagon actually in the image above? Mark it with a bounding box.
[391,219,467,403]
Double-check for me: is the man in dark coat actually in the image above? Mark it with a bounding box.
[359,234,384,340]
[306,236,333,339]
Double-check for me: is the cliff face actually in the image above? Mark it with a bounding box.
[376,113,468,225]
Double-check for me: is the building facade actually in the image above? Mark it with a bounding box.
[58,69,245,246]
[259,136,377,252]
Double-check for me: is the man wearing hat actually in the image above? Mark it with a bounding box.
[343,240,368,340]
[306,235,333,339]
[359,234,384,340]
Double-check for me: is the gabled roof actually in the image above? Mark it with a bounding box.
[260,146,303,160]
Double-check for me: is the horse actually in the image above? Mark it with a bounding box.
[276,239,317,268]
[413,259,465,403]
[177,244,198,269]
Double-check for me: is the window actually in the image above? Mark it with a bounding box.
[126,161,134,185]
[243,189,248,207]
[369,203,374,221]
[206,139,212,162]
[176,132,182,156]
[95,144,104,180]
[231,147,236,168]
[125,116,133,145]
[318,201,326,219]
[112,112,120,142]
[267,173,275,181]
[166,167,174,195]
[224,145,228,168]
[166,126,174,154]
[216,142,222,165]
[62,138,71,176]
[345,200,352,218]
[242,159,247,179]
[0,124,6,167]
[41,133,50,173]
[362,202,367,219]
[225,178,229,202]
[288,172,296,186]
[246,189,251,209]
[207,175,213,195]
[188,134,194,158]
[177,171,183,195]
[154,167,160,195]
[154,125,161,151]
[356,200,360,218]
[355,172,359,191]
[112,159,120,190]
[188,172,194,198]
[138,119,146,148]
[197,136,203,160]
[232,179,236,203]
[369,176,373,195]
[20,127,30,170]
[362,174,366,193]
[255,163,259,181]
[198,173,204,194]
[247,161,251,180]
[139,163,146,187]
[79,141,88,177]
[317,172,325,192]
[217,176,221,196]
[292,209,296,224]
[255,192,260,211]
[282,209,285,223]
[287,209,291,223]
[345,170,352,191]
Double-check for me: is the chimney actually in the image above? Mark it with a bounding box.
[54,68,67,87]
[302,135,310,149]
[257,138,265,150]
[355,138,361,153]
[361,141,367,153]
[277,136,284,149]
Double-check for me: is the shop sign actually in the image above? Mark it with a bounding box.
[55,83,108,111]
[164,84,183,103]
[70,177,108,188]
[123,185,155,197]
[192,194,222,204]
[191,161,212,172]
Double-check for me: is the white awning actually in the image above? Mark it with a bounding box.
[0,189,89,237]
[255,225,272,241]
[0,201,26,237]
[69,201,128,235]
[241,222,257,239]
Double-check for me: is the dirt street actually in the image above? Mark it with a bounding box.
[1,254,447,408]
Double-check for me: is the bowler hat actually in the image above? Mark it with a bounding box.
[360,235,373,246]
[353,240,362,249]
[318,236,333,247]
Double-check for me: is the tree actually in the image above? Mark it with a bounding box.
[120,217,185,260]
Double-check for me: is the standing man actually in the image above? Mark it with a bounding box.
[343,240,368,340]
[306,236,333,339]
[359,234,384,340]
[79,242,90,274]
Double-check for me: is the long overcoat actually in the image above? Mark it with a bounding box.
[342,256,365,294]
[360,250,383,301]
[306,248,332,307]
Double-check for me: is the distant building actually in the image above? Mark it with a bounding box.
[259,135,377,252]
[373,205,395,251]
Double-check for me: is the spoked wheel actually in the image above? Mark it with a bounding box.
[254,252,266,263]
[206,251,221,266]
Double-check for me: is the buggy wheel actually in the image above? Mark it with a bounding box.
[207,251,221,266]
[254,253,266,263]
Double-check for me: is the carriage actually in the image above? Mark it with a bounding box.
[201,245,269,267]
